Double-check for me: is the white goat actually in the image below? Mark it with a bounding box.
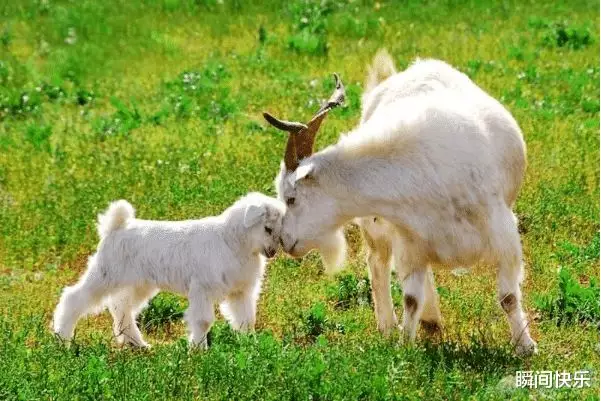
[263,50,537,355]
[53,193,285,348]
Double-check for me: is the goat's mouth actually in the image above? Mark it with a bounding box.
[263,248,277,258]
[286,240,306,258]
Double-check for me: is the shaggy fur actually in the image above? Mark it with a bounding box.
[52,192,286,349]
[274,51,537,355]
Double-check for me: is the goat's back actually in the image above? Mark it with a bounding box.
[360,58,526,207]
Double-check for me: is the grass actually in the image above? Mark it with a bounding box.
[0,0,599,399]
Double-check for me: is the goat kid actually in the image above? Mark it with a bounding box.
[53,193,285,349]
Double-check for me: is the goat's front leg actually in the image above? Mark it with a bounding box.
[220,284,260,333]
[359,219,397,335]
[185,285,214,349]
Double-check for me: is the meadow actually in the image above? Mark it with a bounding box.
[0,0,599,399]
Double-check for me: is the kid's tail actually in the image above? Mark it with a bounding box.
[97,200,135,239]
[365,48,397,94]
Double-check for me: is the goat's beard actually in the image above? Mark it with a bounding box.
[317,228,347,275]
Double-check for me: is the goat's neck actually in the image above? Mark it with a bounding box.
[220,210,254,256]
[314,146,412,222]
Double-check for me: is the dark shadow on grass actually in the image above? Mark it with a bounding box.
[418,334,524,374]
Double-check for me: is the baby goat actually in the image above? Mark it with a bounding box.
[53,193,285,348]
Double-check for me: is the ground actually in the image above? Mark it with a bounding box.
[0,0,599,400]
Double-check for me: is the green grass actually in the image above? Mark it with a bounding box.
[0,0,599,399]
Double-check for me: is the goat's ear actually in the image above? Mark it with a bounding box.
[292,163,315,183]
[244,204,266,228]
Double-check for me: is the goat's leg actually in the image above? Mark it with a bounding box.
[220,285,259,333]
[399,269,427,342]
[498,258,537,355]
[108,285,157,348]
[493,210,537,355]
[53,258,109,341]
[359,218,397,335]
[419,268,443,336]
[185,285,214,349]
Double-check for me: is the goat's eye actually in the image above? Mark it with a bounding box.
[264,227,272,235]
[286,197,295,206]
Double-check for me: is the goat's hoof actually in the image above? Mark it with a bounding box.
[515,340,538,357]
[188,339,209,352]
[398,328,416,346]
[377,321,399,337]
[420,320,443,336]
[126,341,151,350]
[53,332,72,347]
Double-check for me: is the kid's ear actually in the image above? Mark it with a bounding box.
[244,204,266,228]
[287,163,314,186]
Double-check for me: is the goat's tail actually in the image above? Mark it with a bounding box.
[365,48,396,93]
[97,200,135,239]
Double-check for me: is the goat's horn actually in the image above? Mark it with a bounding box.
[314,73,346,117]
[263,112,303,171]
[263,112,308,133]
[295,73,346,160]
[283,131,298,171]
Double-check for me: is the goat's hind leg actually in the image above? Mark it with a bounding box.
[108,285,157,348]
[419,268,443,336]
[494,210,537,355]
[52,256,110,341]
[497,257,537,355]
[399,268,427,342]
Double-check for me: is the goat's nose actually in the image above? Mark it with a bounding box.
[288,240,298,254]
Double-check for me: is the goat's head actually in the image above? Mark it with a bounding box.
[238,192,286,259]
[263,74,347,272]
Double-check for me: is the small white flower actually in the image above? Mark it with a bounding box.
[22,95,29,103]
[65,28,77,45]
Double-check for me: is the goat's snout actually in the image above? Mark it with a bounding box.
[280,232,295,253]
[263,247,277,258]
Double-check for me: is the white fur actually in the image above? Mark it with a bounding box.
[52,192,286,349]
[275,51,536,355]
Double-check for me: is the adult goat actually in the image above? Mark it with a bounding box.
[263,50,536,355]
